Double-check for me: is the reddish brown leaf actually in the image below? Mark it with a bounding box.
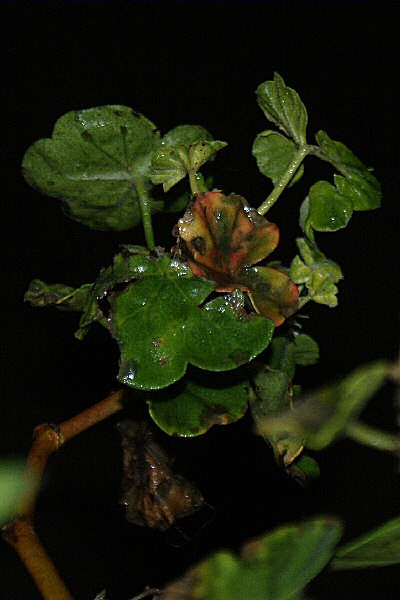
[174,191,299,325]
[117,421,204,531]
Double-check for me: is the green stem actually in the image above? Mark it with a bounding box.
[189,170,201,195]
[135,177,155,250]
[345,421,400,454]
[257,145,310,215]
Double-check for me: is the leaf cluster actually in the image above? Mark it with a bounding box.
[18,73,400,600]
[22,73,383,448]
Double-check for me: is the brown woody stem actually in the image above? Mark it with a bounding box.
[2,389,125,600]
[3,518,74,600]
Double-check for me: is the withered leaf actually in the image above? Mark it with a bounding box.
[117,421,204,531]
[174,191,298,326]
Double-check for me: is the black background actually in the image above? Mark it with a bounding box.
[1,2,400,599]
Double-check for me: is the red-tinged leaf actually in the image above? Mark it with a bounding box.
[243,266,300,326]
[174,191,298,325]
[175,191,279,283]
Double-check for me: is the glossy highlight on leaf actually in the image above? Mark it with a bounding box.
[309,180,353,232]
[22,106,161,230]
[256,73,308,146]
[316,130,382,211]
[22,109,215,231]
[151,139,227,192]
[108,252,274,390]
[175,191,299,325]
[252,130,304,187]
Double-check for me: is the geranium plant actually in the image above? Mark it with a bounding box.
[2,74,399,600]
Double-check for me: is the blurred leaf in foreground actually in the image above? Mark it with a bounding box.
[331,516,400,570]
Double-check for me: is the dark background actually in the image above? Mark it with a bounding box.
[1,2,399,599]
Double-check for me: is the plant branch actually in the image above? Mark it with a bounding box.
[345,420,400,454]
[2,389,124,600]
[135,177,155,250]
[2,518,74,600]
[257,145,310,215]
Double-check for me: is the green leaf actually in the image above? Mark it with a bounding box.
[249,368,303,467]
[93,593,107,600]
[248,335,303,467]
[188,140,227,172]
[161,124,213,147]
[286,455,320,485]
[252,131,304,187]
[108,254,274,390]
[293,333,319,366]
[193,517,343,599]
[23,106,161,230]
[78,245,153,335]
[151,140,227,192]
[147,369,248,436]
[24,279,93,312]
[150,146,188,192]
[0,459,34,527]
[316,130,381,211]
[331,516,400,570]
[257,361,389,451]
[150,125,214,195]
[267,334,296,378]
[309,181,353,232]
[298,197,315,243]
[290,238,343,307]
[256,73,308,146]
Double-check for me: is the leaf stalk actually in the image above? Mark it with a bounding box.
[257,145,310,215]
[189,170,201,195]
[135,177,155,250]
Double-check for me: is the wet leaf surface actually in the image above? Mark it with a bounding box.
[22,106,160,230]
[151,139,226,192]
[175,191,299,325]
[256,73,308,146]
[253,130,304,186]
[316,130,382,211]
[108,251,274,389]
[22,108,213,230]
[309,180,353,232]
